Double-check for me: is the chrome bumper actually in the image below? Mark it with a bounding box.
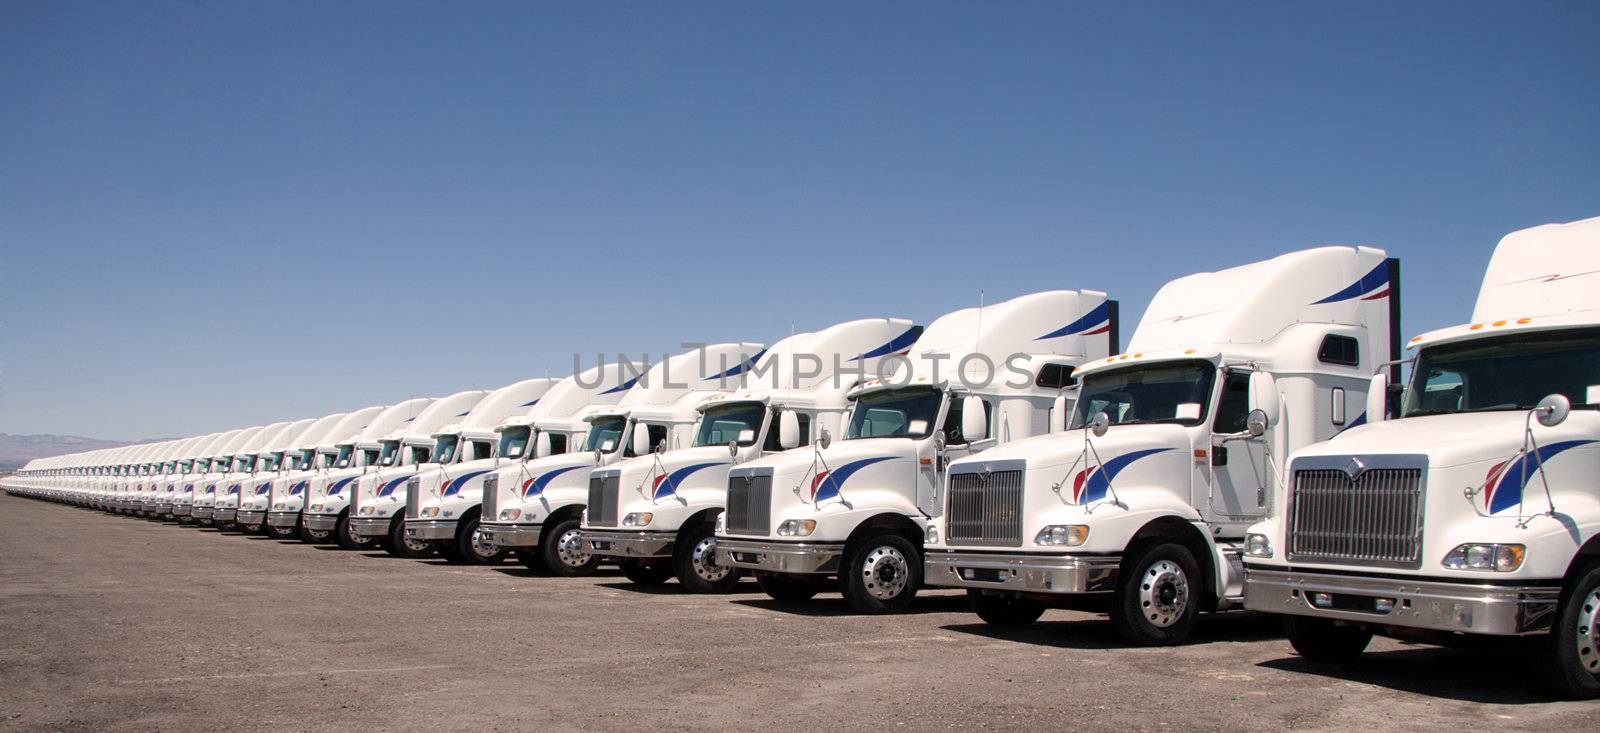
[405,519,457,541]
[716,538,842,574]
[925,550,1121,594]
[302,514,338,531]
[214,508,237,522]
[478,523,543,547]
[1243,567,1560,636]
[192,507,215,519]
[236,510,265,525]
[172,505,192,517]
[583,529,676,559]
[266,511,300,527]
[349,517,392,537]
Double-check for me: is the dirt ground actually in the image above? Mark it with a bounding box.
[1,492,1596,731]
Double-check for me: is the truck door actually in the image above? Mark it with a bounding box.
[1208,370,1269,520]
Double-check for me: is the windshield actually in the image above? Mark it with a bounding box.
[694,402,767,447]
[847,387,943,439]
[215,457,232,474]
[263,454,282,471]
[1071,360,1216,428]
[433,435,460,464]
[378,441,400,467]
[1404,328,1600,417]
[236,456,254,472]
[297,449,315,471]
[333,445,353,469]
[586,416,627,453]
[498,426,531,458]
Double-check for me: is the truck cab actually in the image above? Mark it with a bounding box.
[1242,217,1600,698]
[380,378,555,562]
[234,418,318,532]
[213,422,293,527]
[301,398,440,548]
[476,360,645,574]
[718,291,1117,612]
[584,319,918,592]
[188,428,259,526]
[171,432,230,521]
[155,437,206,518]
[265,408,374,538]
[927,247,1398,644]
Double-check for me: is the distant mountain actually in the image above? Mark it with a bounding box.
[0,433,173,471]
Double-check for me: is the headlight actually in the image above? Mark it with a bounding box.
[420,506,440,518]
[622,512,654,527]
[776,519,816,537]
[1244,533,1273,558]
[272,502,284,510]
[1443,543,1524,572]
[310,504,323,512]
[1034,525,1089,547]
[924,525,939,544]
[499,508,521,521]
[358,506,375,516]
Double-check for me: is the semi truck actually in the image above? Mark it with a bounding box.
[173,431,241,522]
[1241,217,1600,698]
[190,426,265,528]
[300,398,442,548]
[212,421,293,528]
[717,291,1117,612]
[265,407,379,539]
[582,318,919,592]
[233,417,318,532]
[925,247,1399,645]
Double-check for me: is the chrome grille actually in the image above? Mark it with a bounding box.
[725,474,772,536]
[482,474,500,519]
[1287,464,1425,568]
[405,476,422,519]
[587,474,619,527]
[945,470,1024,546]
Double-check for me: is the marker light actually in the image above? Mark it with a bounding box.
[925,525,939,544]
[777,519,816,537]
[1034,525,1089,546]
[1244,533,1273,558]
[499,508,521,521]
[420,506,441,518]
[358,506,375,516]
[1442,543,1524,572]
[622,512,654,527]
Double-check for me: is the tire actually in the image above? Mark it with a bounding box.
[1283,615,1372,663]
[447,512,507,565]
[264,521,295,540]
[1110,541,1202,645]
[756,573,820,604]
[619,559,673,586]
[334,510,377,550]
[298,518,331,544]
[839,531,922,614]
[515,548,551,573]
[968,590,1047,628]
[384,514,435,558]
[672,522,741,593]
[1543,561,1600,699]
[539,517,600,577]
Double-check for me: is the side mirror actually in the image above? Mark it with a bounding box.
[1365,373,1389,424]
[817,429,832,450]
[631,424,651,457]
[961,395,988,442]
[1248,371,1279,421]
[1051,395,1071,432]
[1536,393,1571,427]
[1246,409,1269,437]
[535,432,552,458]
[778,411,800,449]
[1088,412,1111,437]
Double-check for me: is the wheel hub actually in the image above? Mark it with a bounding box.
[470,527,497,558]
[556,528,590,568]
[403,534,430,552]
[861,545,909,600]
[1577,587,1600,674]
[691,536,730,581]
[1138,559,1189,628]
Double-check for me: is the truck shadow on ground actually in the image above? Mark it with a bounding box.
[1256,646,1559,704]
[595,579,765,596]
[939,611,1282,649]
[731,591,972,617]
[491,566,624,579]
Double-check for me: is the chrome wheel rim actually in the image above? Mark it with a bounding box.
[691,536,730,582]
[861,545,910,600]
[1577,587,1600,675]
[403,533,430,552]
[556,528,589,568]
[1139,559,1189,628]
[469,526,497,559]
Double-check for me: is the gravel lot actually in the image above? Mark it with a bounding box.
[1,492,1596,731]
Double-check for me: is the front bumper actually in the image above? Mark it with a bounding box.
[193,507,215,520]
[236,510,265,526]
[349,516,392,538]
[583,529,676,559]
[302,514,339,531]
[405,519,458,541]
[214,508,237,522]
[925,550,1121,594]
[1244,567,1560,636]
[172,505,192,517]
[266,511,300,528]
[717,538,842,574]
[478,523,543,547]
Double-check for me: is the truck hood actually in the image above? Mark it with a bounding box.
[950,424,1195,507]
[414,457,501,503]
[612,446,735,510]
[495,452,598,503]
[1295,412,1583,470]
[743,438,918,506]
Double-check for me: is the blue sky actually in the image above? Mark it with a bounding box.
[2,2,1597,441]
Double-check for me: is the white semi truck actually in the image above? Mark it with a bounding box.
[173,431,243,522]
[191,426,265,528]
[155,437,208,518]
[301,398,442,548]
[583,319,919,592]
[925,247,1399,645]
[378,378,555,562]
[475,360,645,573]
[213,421,293,528]
[264,407,378,539]
[718,291,1117,612]
[233,417,318,532]
[1242,217,1600,698]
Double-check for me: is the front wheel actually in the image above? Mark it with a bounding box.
[298,518,331,544]
[384,515,434,558]
[969,590,1047,628]
[620,559,673,586]
[334,511,377,550]
[1544,562,1600,699]
[448,513,507,565]
[673,524,741,593]
[839,532,922,614]
[1109,541,1201,645]
[1283,615,1372,662]
[539,518,601,577]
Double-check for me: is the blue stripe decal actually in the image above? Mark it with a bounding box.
[288,480,308,495]
[1073,448,1171,504]
[813,456,897,503]
[327,476,358,495]
[377,475,412,498]
[851,326,923,361]
[601,375,641,395]
[652,462,728,499]
[1036,301,1112,340]
[524,465,587,497]
[1312,261,1390,304]
[1485,439,1595,514]
[442,470,493,498]
[708,349,767,380]
[520,399,540,407]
